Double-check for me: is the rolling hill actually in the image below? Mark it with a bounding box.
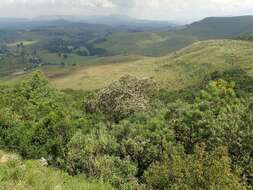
[180,15,253,39]
[2,15,253,62]
[40,39,253,91]
[94,15,253,57]
[94,32,198,57]
[1,30,253,189]
[2,16,253,88]
[2,39,253,93]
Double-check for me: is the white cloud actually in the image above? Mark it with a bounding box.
[126,0,253,21]
[1,0,115,8]
[0,0,253,21]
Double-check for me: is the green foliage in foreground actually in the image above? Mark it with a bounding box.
[0,71,252,189]
[0,71,84,167]
[0,156,112,190]
[145,145,246,190]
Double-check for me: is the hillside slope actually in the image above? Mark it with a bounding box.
[95,32,198,57]
[95,16,253,57]
[0,150,112,190]
[2,39,253,92]
[1,40,253,189]
[47,40,253,91]
[181,15,253,39]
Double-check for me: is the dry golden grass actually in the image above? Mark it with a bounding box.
[46,58,157,90]
[2,40,253,92]
[45,55,190,91]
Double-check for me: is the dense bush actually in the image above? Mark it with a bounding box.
[0,71,252,189]
[145,144,246,190]
[0,71,77,166]
[46,39,71,54]
[210,68,253,97]
[166,79,253,185]
[86,75,157,122]
[75,48,89,56]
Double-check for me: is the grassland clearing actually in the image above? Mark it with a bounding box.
[1,40,253,92]
[7,40,38,47]
[46,40,253,91]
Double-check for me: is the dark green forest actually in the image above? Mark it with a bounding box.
[0,70,252,189]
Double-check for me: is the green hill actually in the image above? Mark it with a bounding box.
[155,40,253,95]
[42,40,253,92]
[95,16,253,57]
[2,39,253,94]
[3,39,253,92]
[2,15,253,70]
[159,39,253,76]
[181,15,253,39]
[94,32,198,57]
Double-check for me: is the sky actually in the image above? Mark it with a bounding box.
[0,0,253,22]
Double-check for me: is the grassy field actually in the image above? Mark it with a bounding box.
[39,51,143,66]
[7,40,38,47]
[95,32,198,57]
[0,55,144,86]
[45,39,253,91]
[0,27,209,76]
[46,57,159,90]
[0,150,112,190]
[2,40,253,92]
[39,51,92,66]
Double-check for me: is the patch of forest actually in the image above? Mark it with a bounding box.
[0,70,252,189]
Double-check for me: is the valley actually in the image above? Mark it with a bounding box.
[3,39,253,93]
[0,14,253,190]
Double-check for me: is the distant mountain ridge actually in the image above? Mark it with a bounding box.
[182,15,253,39]
[0,15,177,31]
[0,18,111,31]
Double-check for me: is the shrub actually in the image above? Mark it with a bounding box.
[144,144,247,190]
[86,75,157,122]
[166,79,253,184]
[0,71,75,164]
[67,129,140,189]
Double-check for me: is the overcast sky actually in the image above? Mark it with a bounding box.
[0,0,253,22]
